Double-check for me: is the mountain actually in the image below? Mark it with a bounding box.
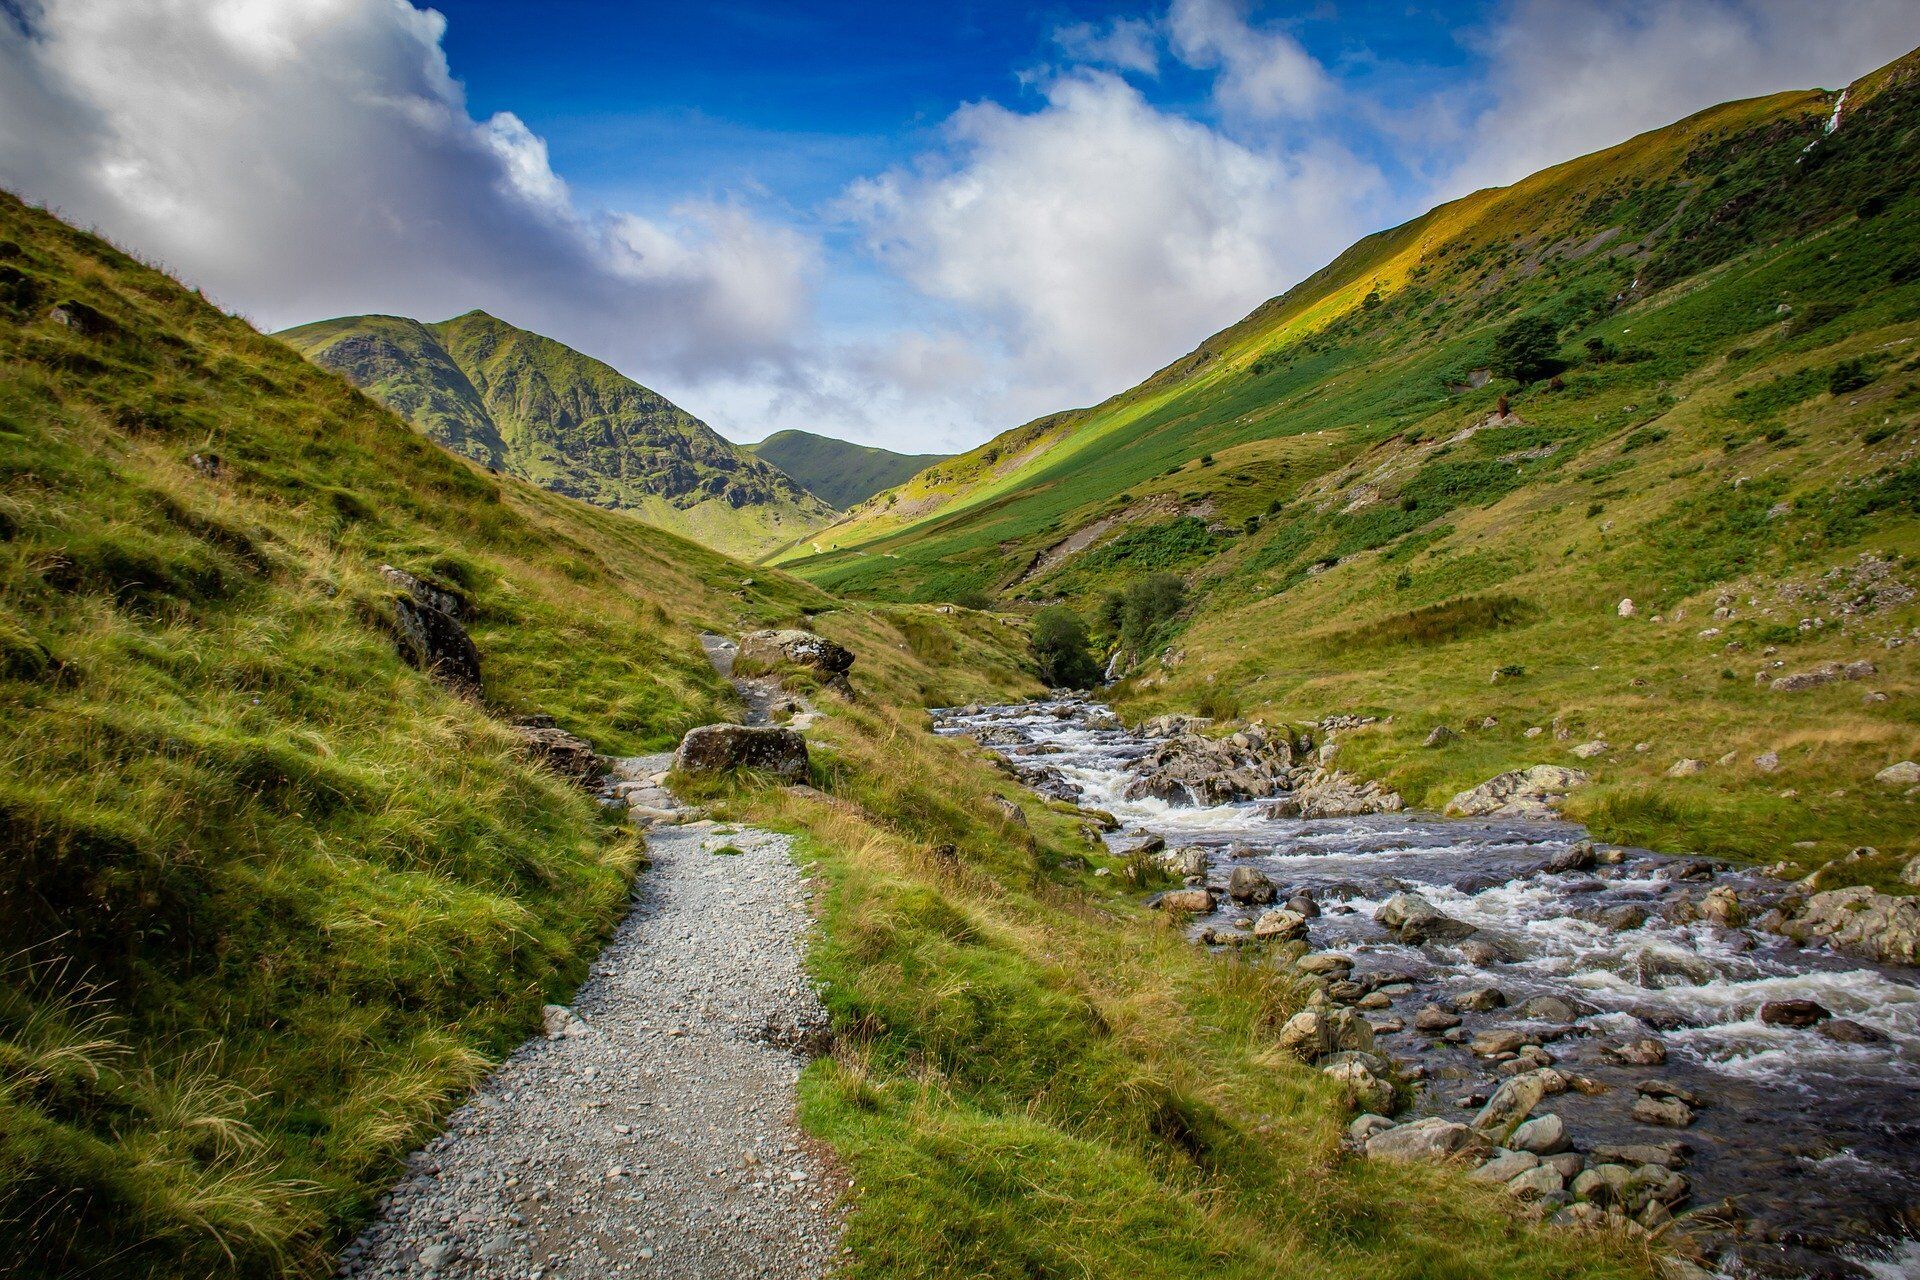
[279,311,833,558]
[747,428,946,509]
[781,49,1920,870]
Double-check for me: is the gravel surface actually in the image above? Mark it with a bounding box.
[338,800,844,1279]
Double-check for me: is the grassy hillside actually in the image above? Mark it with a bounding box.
[279,311,833,559]
[749,428,947,511]
[0,189,848,1277]
[780,51,1920,877]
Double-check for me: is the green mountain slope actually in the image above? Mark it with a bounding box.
[279,311,833,559]
[747,428,946,510]
[782,50,1920,871]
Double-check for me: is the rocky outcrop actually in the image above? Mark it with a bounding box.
[1375,892,1477,943]
[508,716,607,782]
[383,564,482,696]
[1276,1007,1374,1062]
[1774,886,1920,965]
[1124,725,1303,805]
[1264,768,1403,818]
[1444,765,1590,819]
[673,724,810,784]
[1767,659,1875,692]
[736,629,855,695]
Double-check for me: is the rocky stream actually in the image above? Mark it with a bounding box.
[934,698,1920,1280]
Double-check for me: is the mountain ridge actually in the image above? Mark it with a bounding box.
[746,428,947,510]
[279,310,833,559]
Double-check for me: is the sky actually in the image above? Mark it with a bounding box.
[4,1,1920,453]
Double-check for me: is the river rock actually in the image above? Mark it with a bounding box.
[1571,1164,1632,1205]
[1473,1069,1562,1134]
[1364,1117,1490,1164]
[1818,1018,1887,1044]
[1776,886,1920,965]
[1158,845,1208,878]
[1228,865,1276,903]
[1510,1113,1570,1156]
[1375,892,1477,943]
[1414,1005,1461,1033]
[1456,986,1506,1012]
[673,724,810,784]
[1127,727,1304,806]
[1601,1038,1666,1066]
[736,629,855,693]
[1253,909,1308,941]
[1295,953,1352,975]
[1157,889,1216,914]
[1470,1149,1540,1182]
[1348,1114,1395,1144]
[1592,1142,1688,1169]
[1323,1057,1395,1114]
[1631,1094,1695,1128]
[1277,1008,1374,1062]
[1696,886,1745,927]
[1758,998,1831,1028]
[1517,995,1582,1023]
[1444,765,1591,819]
[1544,841,1596,874]
[1508,1163,1567,1200]
[1472,1029,1531,1058]
[1285,892,1321,917]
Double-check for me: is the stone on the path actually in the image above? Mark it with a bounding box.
[674,724,810,783]
[1444,765,1591,819]
[541,1004,589,1038]
[508,718,607,782]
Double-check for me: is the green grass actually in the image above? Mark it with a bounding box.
[748,429,948,511]
[0,189,832,1277]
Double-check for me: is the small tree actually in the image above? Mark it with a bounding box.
[1490,316,1561,383]
[1032,606,1099,688]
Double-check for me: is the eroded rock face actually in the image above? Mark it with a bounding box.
[673,724,810,784]
[736,629,855,692]
[384,566,482,696]
[1444,765,1591,819]
[1776,886,1920,966]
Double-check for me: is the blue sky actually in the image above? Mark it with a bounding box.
[5,1,1919,451]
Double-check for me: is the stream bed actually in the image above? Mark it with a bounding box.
[934,697,1920,1280]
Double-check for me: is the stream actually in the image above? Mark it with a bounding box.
[934,697,1920,1280]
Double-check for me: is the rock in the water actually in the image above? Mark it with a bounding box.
[1277,1008,1375,1062]
[1456,986,1506,1012]
[385,567,482,696]
[1471,1029,1531,1058]
[1472,1069,1562,1134]
[674,724,810,784]
[1777,886,1920,966]
[1601,1038,1667,1067]
[1228,865,1276,904]
[1374,892,1477,943]
[1414,1004,1461,1034]
[736,629,855,693]
[1444,765,1591,819]
[1127,727,1303,806]
[508,719,607,782]
[1758,998,1831,1028]
[1295,953,1352,975]
[1157,845,1208,878]
[1631,1094,1695,1128]
[1818,1018,1887,1044]
[1364,1117,1490,1164]
[1252,908,1308,941]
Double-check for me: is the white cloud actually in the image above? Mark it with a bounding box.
[0,0,819,386]
[1439,0,1920,196]
[1167,0,1330,119]
[841,69,1378,420]
[1053,16,1161,77]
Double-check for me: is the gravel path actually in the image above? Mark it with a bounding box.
[337,764,844,1278]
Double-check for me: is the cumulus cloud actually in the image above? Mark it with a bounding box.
[842,69,1378,416]
[0,0,819,384]
[1439,0,1920,196]
[1053,16,1161,77]
[1167,0,1330,119]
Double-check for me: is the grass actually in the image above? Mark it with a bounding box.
[0,189,832,1277]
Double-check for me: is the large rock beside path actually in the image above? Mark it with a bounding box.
[674,724,810,783]
[736,629,855,693]
[1445,765,1590,819]
[508,717,607,782]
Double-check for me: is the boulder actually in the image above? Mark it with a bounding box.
[673,724,810,784]
[1818,1018,1887,1044]
[1156,889,1216,914]
[1777,886,1920,965]
[1875,761,1920,787]
[1268,769,1404,819]
[1665,758,1705,778]
[1423,725,1459,748]
[1348,1113,1395,1145]
[1472,1069,1562,1134]
[1375,892,1476,943]
[1544,841,1596,874]
[1228,865,1276,904]
[1322,1058,1395,1114]
[1471,1029,1531,1058]
[1600,1038,1667,1067]
[1444,765,1591,819]
[385,570,483,696]
[1413,1005,1461,1034]
[1469,1150,1541,1183]
[1758,999,1830,1028]
[508,720,607,782]
[1631,1094,1695,1128]
[1139,713,1213,738]
[735,629,855,693]
[1158,845,1209,878]
[1127,732,1296,806]
[1456,986,1506,1012]
[1276,1008,1374,1062]
[1364,1117,1490,1164]
[1252,909,1308,941]
[1295,953,1352,975]
[1506,1163,1567,1200]
[1510,1113,1570,1156]
[1571,1164,1633,1206]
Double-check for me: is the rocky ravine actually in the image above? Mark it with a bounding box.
[340,631,847,1278]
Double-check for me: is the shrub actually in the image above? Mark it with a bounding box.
[1829,359,1874,395]
[1490,315,1561,383]
[1031,606,1099,688]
